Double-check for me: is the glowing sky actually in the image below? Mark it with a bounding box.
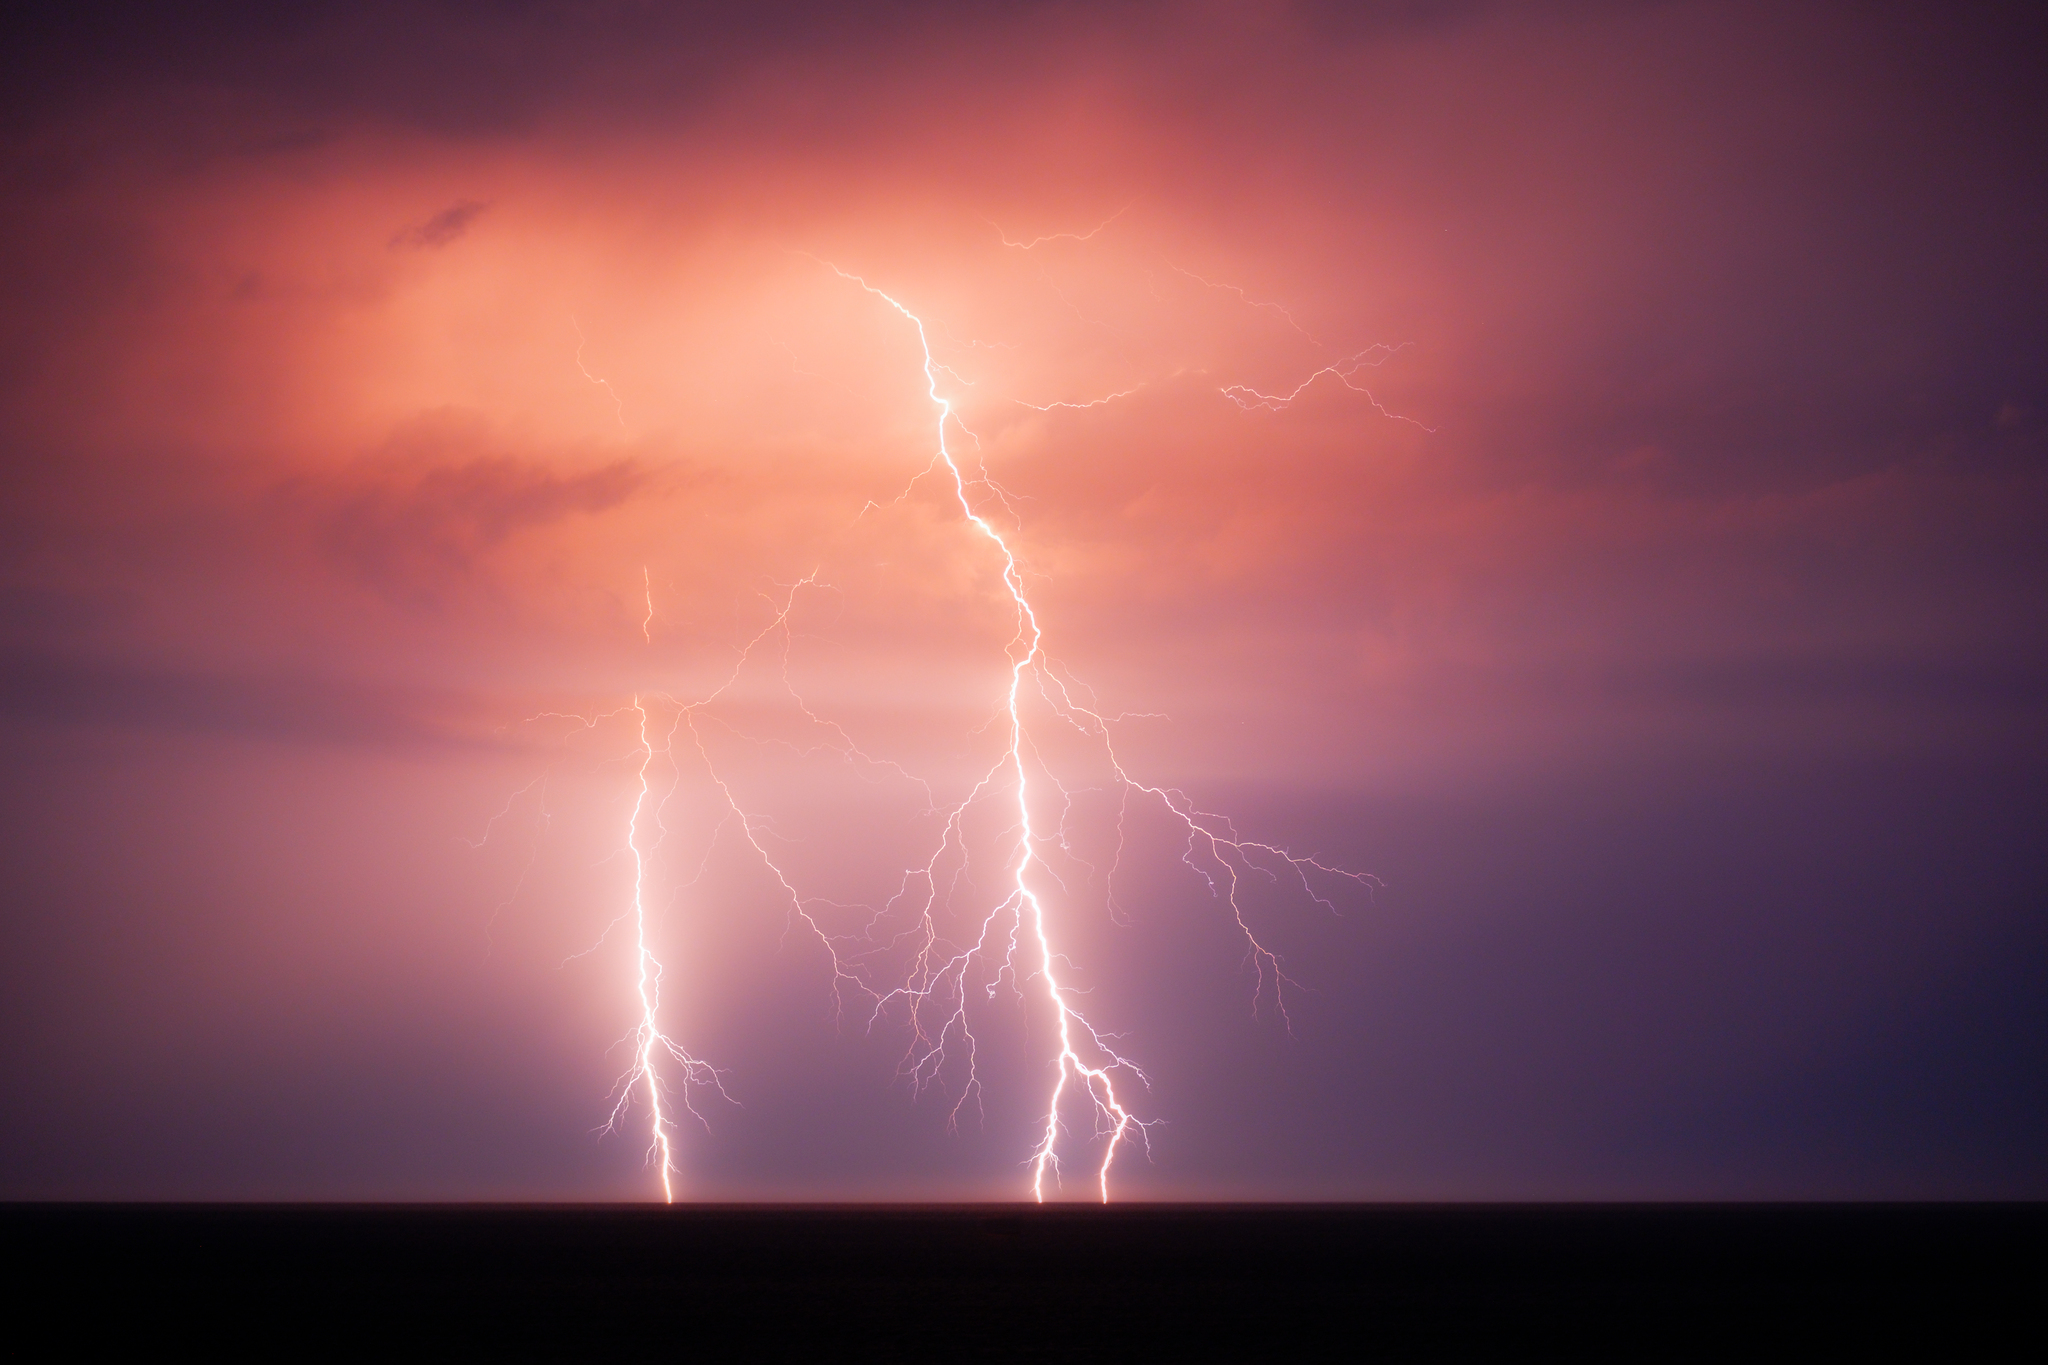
[2,2,2043,1199]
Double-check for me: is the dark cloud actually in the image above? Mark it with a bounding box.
[0,584,133,646]
[0,647,467,745]
[0,1,1042,136]
[390,199,487,250]
[303,452,645,601]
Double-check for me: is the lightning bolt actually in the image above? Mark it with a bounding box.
[573,315,629,428]
[604,695,727,1204]
[1168,263,1326,347]
[1220,344,1437,429]
[501,231,1401,1202]
[817,264,1145,1200]
[1013,384,1147,412]
[992,204,1131,250]
[519,577,882,1201]
[820,262,1383,1200]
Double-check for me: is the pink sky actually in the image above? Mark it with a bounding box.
[2,2,2043,1199]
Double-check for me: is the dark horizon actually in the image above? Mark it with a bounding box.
[12,1202,2041,1356]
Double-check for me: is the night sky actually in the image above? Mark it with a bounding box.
[2,2,2043,1201]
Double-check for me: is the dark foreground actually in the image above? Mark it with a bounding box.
[8,1203,2041,1360]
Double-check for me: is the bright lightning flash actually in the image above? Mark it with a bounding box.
[494,233,1402,1203]
[605,696,727,1203]
[823,265,1381,1201]
[826,266,1143,1200]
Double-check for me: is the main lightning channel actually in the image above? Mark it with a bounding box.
[614,697,687,1201]
[826,265,1141,1201]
